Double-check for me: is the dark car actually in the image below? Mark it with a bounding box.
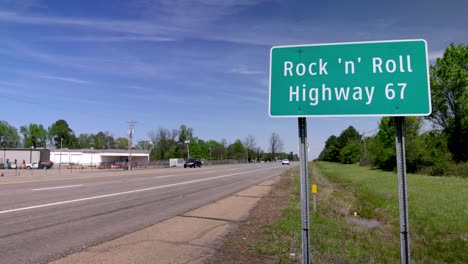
[39,160,54,169]
[184,158,202,168]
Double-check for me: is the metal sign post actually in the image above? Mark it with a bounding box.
[395,116,410,264]
[298,117,310,264]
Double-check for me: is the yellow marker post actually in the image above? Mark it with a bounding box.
[312,184,317,194]
[312,184,317,212]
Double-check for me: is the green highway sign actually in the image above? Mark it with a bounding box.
[269,39,431,117]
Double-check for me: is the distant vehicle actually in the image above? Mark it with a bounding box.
[26,161,54,169]
[3,163,11,169]
[40,160,54,169]
[184,158,202,168]
[26,161,39,169]
[281,159,290,165]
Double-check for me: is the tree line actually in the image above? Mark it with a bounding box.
[318,43,468,177]
[0,120,297,162]
[0,119,130,150]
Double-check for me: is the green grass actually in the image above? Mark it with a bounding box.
[248,166,302,263]
[316,162,468,263]
[250,162,468,263]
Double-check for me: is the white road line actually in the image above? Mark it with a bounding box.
[154,174,178,179]
[154,170,217,179]
[32,185,83,191]
[0,166,281,215]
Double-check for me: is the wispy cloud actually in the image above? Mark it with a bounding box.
[127,85,156,93]
[0,10,179,36]
[34,74,95,85]
[0,0,41,11]
[228,65,264,75]
[0,80,22,87]
[1,41,165,79]
[42,35,176,43]
[0,2,275,46]
[138,0,264,28]
[218,91,267,105]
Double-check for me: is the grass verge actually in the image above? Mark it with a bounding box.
[249,162,467,263]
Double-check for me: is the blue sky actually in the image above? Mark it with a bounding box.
[1,0,467,158]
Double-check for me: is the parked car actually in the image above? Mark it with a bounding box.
[40,160,54,169]
[3,163,11,169]
[184,158,202,168]
[282,159,290,165]
[26,161,39,169]
[26,161,54,169]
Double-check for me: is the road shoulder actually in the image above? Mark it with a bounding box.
[205,169,293,264]
[51,176,281,264]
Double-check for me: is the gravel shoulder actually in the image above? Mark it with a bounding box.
[205,169,294,264]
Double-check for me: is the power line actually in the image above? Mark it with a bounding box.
[362,128,379,135]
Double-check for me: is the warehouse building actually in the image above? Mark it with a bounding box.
[0,148,50,165]
[49,149,150,166]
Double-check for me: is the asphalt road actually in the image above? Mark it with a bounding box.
[0,163,290,264]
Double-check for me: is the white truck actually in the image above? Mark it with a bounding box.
[26,161,54,169]
[26,161,40,169]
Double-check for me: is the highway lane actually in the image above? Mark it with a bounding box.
[0,163,290,264]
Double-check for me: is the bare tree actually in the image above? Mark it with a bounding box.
[170,129,179,142]
[243,134,256,161]
[269,132,283,160]
[147,130,159,148]
[244,134,256,150]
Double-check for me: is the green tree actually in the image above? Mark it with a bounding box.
[178,125,193,158]
[336,126,361,149]
[135,140,151,151]
[318,135,340,162]
[20,123,47,148]
[48,119,77,148]
[368,118,397,170]
[0,121,20,148]
[340,141,362,164]
[227,139,245,160]
[318,126,361,163]
[76,133,94,148]
[93,131,115,149]
[178,125,193,144]
[428,43,468,162]
[208,140,224,160]
[148,127,179,160]
[420,131,452,175]
[368,117,424,172]
[115,137,130,149]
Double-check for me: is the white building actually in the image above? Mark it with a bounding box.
[50,149,150,166]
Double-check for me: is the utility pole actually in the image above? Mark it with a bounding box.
[59,138,63,175]
[185,140,190,159]
[128,120,136,170]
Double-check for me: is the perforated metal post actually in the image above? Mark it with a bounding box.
[395,116,411,264]
[298,117,310,264]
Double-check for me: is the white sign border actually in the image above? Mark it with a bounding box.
[268,39,432,118]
